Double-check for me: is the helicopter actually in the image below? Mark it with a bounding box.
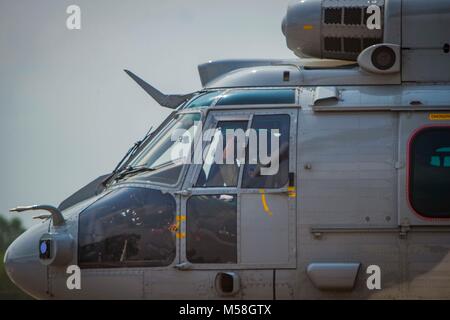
[4,0,450,299]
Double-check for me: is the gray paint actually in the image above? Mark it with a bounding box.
[205,65,401,88]
[6,83,450,299]
[4,0,450,299]
[306,263,361,291]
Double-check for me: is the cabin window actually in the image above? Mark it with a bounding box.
[409,127,450,218]
[242,114,290,188]
[183,91,222,109]
[78,187,176,268]
[215,89,296,106]
[196,120,248,187]
[186,194,237,263]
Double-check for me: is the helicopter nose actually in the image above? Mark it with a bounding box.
[4,222,50,299]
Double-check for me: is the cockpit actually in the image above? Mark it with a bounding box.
[104,88,297,186]
[4,87,298,299]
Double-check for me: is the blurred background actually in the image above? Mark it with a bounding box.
[0,0,292,298]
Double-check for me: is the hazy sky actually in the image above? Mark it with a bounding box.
[0,0,293,227]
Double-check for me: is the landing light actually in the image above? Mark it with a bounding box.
[38,233,74,266]
[39,239,51,260]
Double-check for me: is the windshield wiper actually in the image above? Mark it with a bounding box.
[102,127,154,186]
[113,126,154,174]
[114,166,155,181]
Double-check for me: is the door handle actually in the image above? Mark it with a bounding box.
[174,262,193,271]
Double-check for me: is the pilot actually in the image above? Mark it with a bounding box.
[197,131,241,187]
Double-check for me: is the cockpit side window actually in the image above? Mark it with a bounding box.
[186,194,237,263]
[409,127,450,218]
[78,187,176,268]
[242,114,290,189]
[195,120,249,187]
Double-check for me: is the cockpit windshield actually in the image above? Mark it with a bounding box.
[78,187,176,268]
[125,112,201,185]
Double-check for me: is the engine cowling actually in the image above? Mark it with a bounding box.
[282,0,385,61]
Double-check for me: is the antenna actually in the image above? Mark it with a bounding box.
[10,205,65,226]
[124,69,194,109]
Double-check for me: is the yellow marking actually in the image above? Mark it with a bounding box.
[288,186,297,198]
[172,215,187,238]
[176,232,186,239]
[429,113,450,121]
[259,189,273,217]
[303,24,313,30]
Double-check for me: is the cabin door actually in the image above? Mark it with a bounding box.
[176,109,297,299]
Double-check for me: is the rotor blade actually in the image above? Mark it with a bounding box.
[124,69,194,109]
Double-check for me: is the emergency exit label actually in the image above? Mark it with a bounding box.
[429,113,450,121]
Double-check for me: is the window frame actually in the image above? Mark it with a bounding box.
[194,119,250,188]
[186,111,253,192]
[241,113,291,189]
[179,108,297,270]
[407,125,450,220]
[185,193,238,264]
